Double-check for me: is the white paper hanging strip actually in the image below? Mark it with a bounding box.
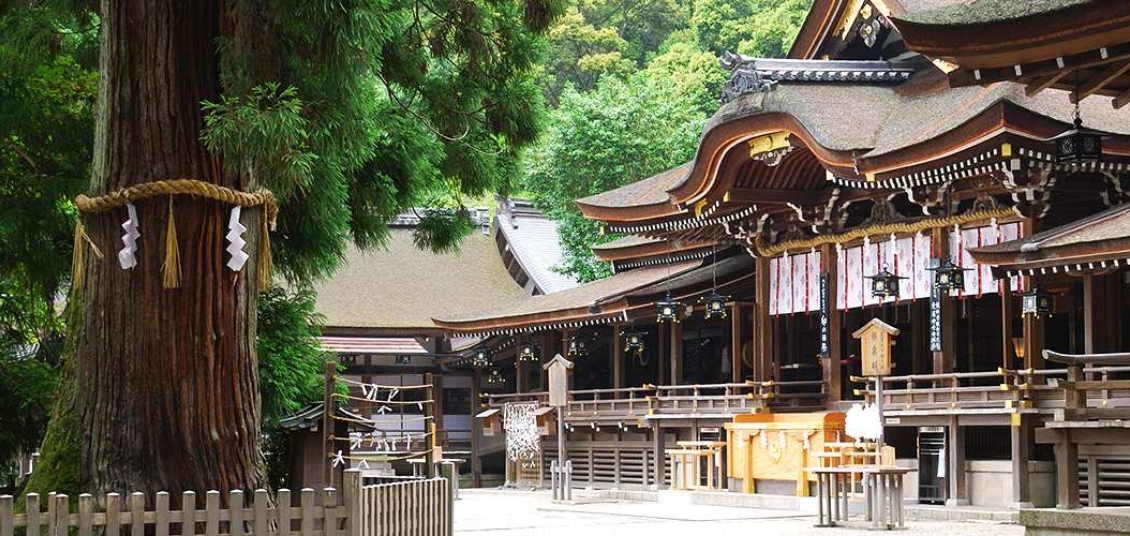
[118,203,140,269]
[226,206,250,271]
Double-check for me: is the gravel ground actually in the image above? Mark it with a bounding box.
[454,491,1025,536]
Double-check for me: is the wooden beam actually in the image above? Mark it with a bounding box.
[1011,415,1032,507]
[821,243,842,402]
[1114,85,1130,108]
[755,255,774,383]
[1026,71,1068,96]
[1073,58,1130,102]
[470,369,482,488]
[670,321,683,385]
[612,323,623,394]
[1002,284,1014,370]
[730,304,742,383]
[1055,430,1081,509]
[726,188,824,206]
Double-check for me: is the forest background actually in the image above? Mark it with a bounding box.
[0,0,809,486]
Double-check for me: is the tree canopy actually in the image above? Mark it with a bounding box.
[521,1,810,281]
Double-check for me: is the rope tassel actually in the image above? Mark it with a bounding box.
[71,218,103,293]
[162,196,181,289]
[258,211,272,292]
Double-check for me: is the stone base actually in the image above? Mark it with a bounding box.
[1020,507,1130,536]
[945,498,970,506]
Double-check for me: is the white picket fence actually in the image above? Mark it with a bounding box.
[0,470,453,536]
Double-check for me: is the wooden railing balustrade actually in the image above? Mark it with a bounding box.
[854,363,1130,415]
[481,380,826,421]
[1044,351,1130,420]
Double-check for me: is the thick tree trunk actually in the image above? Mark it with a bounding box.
[35,0,267,497]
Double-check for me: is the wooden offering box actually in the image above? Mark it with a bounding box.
[725,412,845,496]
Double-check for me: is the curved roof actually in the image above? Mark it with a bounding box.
[575,163,692,221]
[970,203,1130,272]
[591,235,713,262]
[313,228,528,330]
[495,199,578,294]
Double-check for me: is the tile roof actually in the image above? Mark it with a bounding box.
[433,260,702,326]
[576,163,692,209]
[495,199,578,294]
[312,228,528,329]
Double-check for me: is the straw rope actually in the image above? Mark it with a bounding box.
[71,178,278,291]
[755,207,1015,257]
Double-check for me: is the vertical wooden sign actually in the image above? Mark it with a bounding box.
[929,258,943,352]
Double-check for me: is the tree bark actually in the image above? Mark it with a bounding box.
[34,0,267,497]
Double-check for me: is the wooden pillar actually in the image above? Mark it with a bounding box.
[433,374,445,450]
[1084,274,1096,354]
[755,255,773,382]
[658,322,667,386]
[670,321,683,385]
[612,323,623,393]
[470,369,483,487]
[1011,414,1032,507]
[652,423,665,490]
[932,227,956,377]
[730,304,742,383]
[1001,284,1014,370]
[821,244,842,402]
[946,415,968,505]
[561,328,574,391]
[1055,430,1080,509]
[1022,218,1045,374]
[539,331,552,389]
[515,357,528,394]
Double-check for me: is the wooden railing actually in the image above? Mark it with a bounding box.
[0,470,454,536]
[482,380,825,422]
[1044,350,1130,420]
[855,363,1130,415]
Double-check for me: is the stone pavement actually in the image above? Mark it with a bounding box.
[454,490,1026,535]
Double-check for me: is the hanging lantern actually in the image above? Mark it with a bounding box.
[517,341,540,363]
[470,349,491,368]
[926,258,970,292]
[1022,285,1052,318]
[702,291,730,320]
[656,291,683,323]
[567,337,589,359]
[485,368,505,386]
[623,330,646,354]
[866,265,906,298]
[1051,117,1105,165]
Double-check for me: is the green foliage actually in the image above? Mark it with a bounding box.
[256,287,329,487]
[691,0,812,57]
[257,288,327,427]
[520,68,706,281]
[200,0,561,285]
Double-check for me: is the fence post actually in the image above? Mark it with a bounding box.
[343,469,362,536]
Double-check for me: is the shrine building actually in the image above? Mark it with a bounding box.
[430,0,1130,510]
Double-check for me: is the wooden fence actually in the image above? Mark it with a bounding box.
[0,470,454,536]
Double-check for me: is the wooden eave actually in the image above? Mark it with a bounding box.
[575,198,682,223]
[432,301,632,333]
[893,4,1130,69]
[592,238,712,262]
[971,238,1130,274]
[789,0,851,60]
[668,112,861,207]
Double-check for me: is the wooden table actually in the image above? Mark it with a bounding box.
[809,466,909,530]
[667,441,726,491]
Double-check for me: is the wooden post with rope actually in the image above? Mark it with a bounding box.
[323,360,337,488]
[424,372,437,478]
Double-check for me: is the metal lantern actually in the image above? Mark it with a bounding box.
[623,330,646,354]
[567,337,589,359]
[926,258,970,292]
[702,291,729,319]
[517,341,540,363]
[1022,285,1052,318]
[1051,117,1104,165]
[470,349,491,368]
[485,368,505,386]
[656,291,683,323]
[866,265,906,298]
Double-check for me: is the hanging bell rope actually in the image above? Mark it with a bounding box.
[73,178,278,291]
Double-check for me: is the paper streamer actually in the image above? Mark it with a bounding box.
[118,203,140,269]
[226,206,250,271]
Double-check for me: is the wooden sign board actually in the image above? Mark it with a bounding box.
[542,354,574,407]
[852,318,900,377]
